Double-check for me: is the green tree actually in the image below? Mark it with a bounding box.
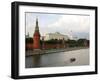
[26,37,33,44]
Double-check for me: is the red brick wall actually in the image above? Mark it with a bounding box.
[43,43,66,49]
[26,43,66,50]
[26,43,33,50]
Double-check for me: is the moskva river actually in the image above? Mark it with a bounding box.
[25,49,89,68]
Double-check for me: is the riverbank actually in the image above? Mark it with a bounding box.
[26,47,89,56]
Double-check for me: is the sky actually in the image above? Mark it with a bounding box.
[25,12,90,40]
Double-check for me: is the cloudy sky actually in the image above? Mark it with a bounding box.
[25,12,90,39]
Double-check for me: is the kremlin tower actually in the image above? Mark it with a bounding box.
[33,18,41,50]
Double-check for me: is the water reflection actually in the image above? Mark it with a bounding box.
[32,55,41,67]
[25,49,89,68]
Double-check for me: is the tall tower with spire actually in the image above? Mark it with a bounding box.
[33,18,41,50]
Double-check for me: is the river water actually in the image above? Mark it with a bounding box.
[25,48,89,68]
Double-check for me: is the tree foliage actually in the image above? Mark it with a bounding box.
[25,38,89,47]
[26,37,33,43]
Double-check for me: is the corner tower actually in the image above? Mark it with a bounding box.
[33,18,41,50]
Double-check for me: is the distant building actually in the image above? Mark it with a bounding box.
[26,32,29,38]
[72,36,78,40]
[68,31,78,40]
[44,32,69,40]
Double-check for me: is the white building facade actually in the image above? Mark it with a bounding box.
[44,32,70,40]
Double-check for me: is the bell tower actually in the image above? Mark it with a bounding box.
[33,18,41,50]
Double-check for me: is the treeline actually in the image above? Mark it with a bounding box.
[26,38,89,47]
[26,37,33,43]
[66,39,89,47]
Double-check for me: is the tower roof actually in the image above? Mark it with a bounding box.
[35,18,39,32]
[34,18,40,36]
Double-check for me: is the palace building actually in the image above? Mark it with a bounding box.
[44,32,70,41]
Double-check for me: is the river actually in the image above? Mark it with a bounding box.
[25,48,89,68]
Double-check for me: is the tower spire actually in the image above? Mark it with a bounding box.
[35,17,39,32]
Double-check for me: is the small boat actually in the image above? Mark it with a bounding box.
[70,58,76,62]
